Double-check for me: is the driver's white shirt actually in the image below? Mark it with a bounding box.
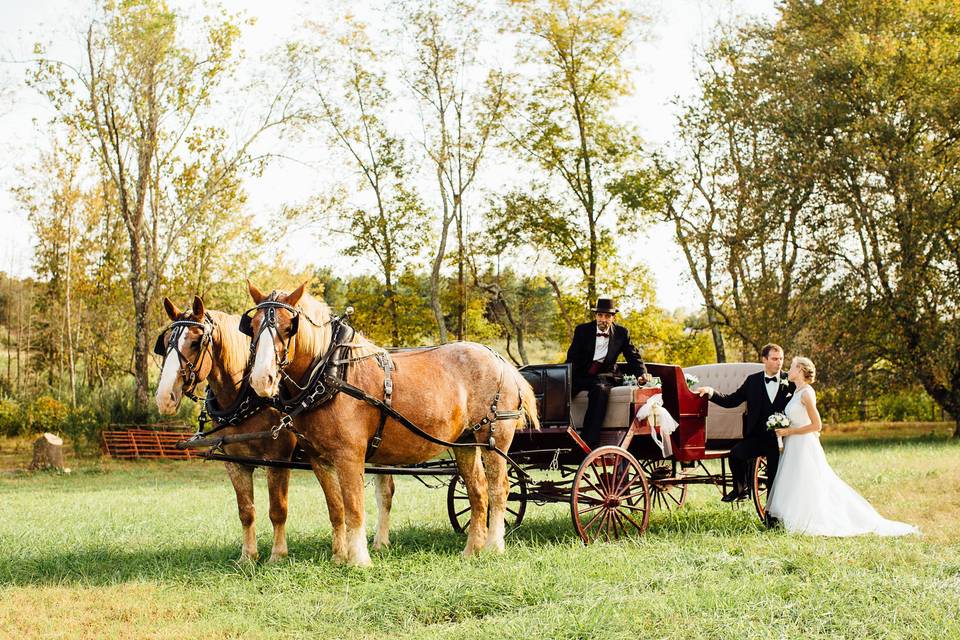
[593,326,610,361]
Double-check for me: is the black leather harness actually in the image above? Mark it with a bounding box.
[179,297,529,477]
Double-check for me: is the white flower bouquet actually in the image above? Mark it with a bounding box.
[767,412,790,449]
[684,373,699,390]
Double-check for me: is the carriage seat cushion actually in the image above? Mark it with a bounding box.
[570,385,636,429]
[683,362,764,440]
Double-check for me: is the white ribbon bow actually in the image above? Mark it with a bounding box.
[636,394,679,457]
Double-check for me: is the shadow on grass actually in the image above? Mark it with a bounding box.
[0,520,565,587]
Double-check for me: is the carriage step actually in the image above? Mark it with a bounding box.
[701,449,732,459]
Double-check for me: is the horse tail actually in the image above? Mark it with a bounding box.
[511,366,540,431]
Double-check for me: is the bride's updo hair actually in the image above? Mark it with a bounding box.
[793,356,816,383]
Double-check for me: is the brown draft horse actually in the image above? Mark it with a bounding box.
[245,281,540,566]
[155,296,398,562]
[154,296,297,562]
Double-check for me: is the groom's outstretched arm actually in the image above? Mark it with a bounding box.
[703,377,750,409]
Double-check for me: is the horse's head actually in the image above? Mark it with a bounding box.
[245,280,311,398]
[154,295,215,415]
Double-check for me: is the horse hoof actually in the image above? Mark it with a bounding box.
[238,552,259,564]
[267,552,289,564]
[372,539,390,552]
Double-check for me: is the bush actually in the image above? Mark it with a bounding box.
[875,389,937,422]
[62,406,102,453]
[26,395,69,434]
[0,397,23,437]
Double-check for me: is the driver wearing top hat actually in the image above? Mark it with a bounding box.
[565,296,647,449]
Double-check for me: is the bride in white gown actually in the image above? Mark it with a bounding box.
[766,356,918,537]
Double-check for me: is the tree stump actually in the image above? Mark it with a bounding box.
[29,433,65,471]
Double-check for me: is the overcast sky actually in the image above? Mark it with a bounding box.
[0,0,778,311]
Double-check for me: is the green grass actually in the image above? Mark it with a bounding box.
[0,427,958,639]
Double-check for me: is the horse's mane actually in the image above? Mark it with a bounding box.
[291,290,381,359]
[207,309,250,379]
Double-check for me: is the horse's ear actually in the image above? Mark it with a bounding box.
[163,297,181,321]
[247,279,266,304]
[192,295,205,318]
[286,281,308,307]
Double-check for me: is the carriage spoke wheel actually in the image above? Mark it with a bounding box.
[752,456,769,522]
[447,466,528,534]
[639,460,687,511]
[570,446,650,544]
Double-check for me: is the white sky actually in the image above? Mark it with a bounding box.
[0,0,778,311]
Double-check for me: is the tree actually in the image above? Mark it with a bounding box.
[401,0,509,342]
[29,0,299,410]
[506,0,651,307]
[297,16,429,346]
[763,0,960,436]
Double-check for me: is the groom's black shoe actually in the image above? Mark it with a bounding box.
[764,514,781,529]
[721,488,750,503]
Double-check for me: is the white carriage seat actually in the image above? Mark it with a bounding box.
[683,362,764,440]
[570,386,635,430]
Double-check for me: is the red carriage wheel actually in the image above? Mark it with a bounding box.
[446,466,528,534]
[752,456,769,522]
[570,446,650,544]
[639,460,688,511]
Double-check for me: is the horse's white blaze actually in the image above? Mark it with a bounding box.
[155,333,186,415]
[250,327,280,397]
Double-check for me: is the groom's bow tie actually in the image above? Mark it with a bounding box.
[764,376,779,383]
[596,332,609,337]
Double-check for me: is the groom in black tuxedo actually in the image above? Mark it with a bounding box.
[565,297,647,449]
[695,344,795,504]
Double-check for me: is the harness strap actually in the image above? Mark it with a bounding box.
[364,352,394,462]
[326,374,531,480]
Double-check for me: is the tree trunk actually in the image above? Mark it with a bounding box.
[430,167,452,343]
[133,295,151,411]
[456,208,465,341]
[29,433,65,471]
[953,417,958,440]
[705,305,726,363]
[65,203,77,407]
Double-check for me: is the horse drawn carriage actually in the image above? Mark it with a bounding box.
[158,289,770,564]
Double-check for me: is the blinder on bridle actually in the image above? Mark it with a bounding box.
[154,316,215,399]
[240,299,330,375]
[238,301,300,339]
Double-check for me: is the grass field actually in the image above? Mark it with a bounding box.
[1,424,958,639]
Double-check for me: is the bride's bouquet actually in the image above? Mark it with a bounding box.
[767,412,789,449]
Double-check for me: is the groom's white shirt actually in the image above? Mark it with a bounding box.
[765,374,779,403]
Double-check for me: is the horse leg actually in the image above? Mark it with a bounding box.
[335,457,372,567]
[225,462,258,562]
[483,421,518,553]
[311,462,348,564]
[372,474,395,552]
[481,448,509,554]
[454,447,488,557]
[266,467,291,563]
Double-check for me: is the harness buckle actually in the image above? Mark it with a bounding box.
[272,414,293,439]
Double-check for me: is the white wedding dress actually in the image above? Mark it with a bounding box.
[766,386,918,537]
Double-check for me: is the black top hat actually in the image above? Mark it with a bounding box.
[591,297,618,314]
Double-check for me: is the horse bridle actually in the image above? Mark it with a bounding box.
[154,315,215,401]
[239,298,345,387]
[238,301,302,369]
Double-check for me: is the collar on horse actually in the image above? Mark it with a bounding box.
[154,314,215,402]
